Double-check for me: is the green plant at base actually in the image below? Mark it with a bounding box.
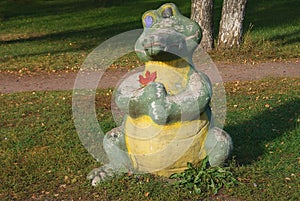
[170,157,239,197]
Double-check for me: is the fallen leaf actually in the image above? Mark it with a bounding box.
[139,71,157,86]
[285,177,291,181]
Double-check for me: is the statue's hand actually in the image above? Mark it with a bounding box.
[148,98,168,124]
[128,82,167,119]
[143,82,167,101]
[144,82,169,124]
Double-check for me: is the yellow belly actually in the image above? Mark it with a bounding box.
[125,113,209,177]
[144,60,190,94]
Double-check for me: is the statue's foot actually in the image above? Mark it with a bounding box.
[106,127,122,141]
[205,127,233,167]
[87,165,115,186]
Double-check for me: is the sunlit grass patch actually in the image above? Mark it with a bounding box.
[0,78,299,200]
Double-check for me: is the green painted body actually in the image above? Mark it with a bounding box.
[88,3,232,185]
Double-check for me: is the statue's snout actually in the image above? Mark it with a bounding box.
[137,29,188,60]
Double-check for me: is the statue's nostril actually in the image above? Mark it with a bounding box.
[179,42,183,50]
[142,39,148,47]
[150,35,155,42]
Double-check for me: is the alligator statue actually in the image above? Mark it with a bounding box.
[88,3,232,186]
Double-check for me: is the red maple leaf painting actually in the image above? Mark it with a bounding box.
[139,71,157,86]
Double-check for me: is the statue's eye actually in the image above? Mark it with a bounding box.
[162,7,173,18]
[144,15,153,28]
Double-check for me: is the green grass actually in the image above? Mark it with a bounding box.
[1,78,299,200]
[1,0,300,73]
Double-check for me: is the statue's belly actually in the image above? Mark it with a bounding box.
[124,112,209,177]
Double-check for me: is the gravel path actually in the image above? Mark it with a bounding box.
[0,61,299,93]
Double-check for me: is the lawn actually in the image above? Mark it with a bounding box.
[1,0,299,200]
[1,78,299,200]
[1,0,300,73]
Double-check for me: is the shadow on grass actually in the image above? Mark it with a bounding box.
[269,29,300,46]
[0,0,190,59]
[0,0,135,19]
[0,20,140,58]
[212,0,300,45]
[246,0,300,26]
[226,99,300,165]
[2,19,139,44]
[0,0,188,20]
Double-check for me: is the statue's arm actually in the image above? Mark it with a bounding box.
[115,70,212,124]
[164,71,212,122]
[114,72,167,118]
[114,72,141,114]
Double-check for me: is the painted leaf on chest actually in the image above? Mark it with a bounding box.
[139,71,157,86]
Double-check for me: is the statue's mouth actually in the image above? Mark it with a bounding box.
[143,42,184,52]
[135,38,188,61]
[135,28,193,61]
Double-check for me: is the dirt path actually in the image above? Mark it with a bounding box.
[0,61,299,93]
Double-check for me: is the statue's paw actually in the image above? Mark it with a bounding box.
[205,127,233,167]
[106,127,122,142]
[143,82,167,100]
[87,165,114,186]
[149,100,168,124]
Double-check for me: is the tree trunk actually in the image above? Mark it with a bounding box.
[217,0,247,49]
[191,0,214,51]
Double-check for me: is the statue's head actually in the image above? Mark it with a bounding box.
[135,3,202,62]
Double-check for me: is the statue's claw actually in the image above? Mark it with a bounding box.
[87,165,114,186]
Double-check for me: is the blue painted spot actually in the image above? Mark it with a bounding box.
[145,15,153,28]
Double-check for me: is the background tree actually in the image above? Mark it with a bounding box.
[191,0,214,51]
[191,0,247,50]
[217,0,247,49]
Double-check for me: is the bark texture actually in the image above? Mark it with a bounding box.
[217,0,247,49]
[191,0,214,51]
